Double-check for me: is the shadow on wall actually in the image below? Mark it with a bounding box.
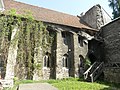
[78,55,85,78]
[88,53,97,64]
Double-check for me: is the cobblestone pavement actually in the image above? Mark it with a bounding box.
[18,83,58,90]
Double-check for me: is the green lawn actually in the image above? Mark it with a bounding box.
[47,78,120,90]
[4,78,120,90]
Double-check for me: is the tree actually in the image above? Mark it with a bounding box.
[109,0,120,19]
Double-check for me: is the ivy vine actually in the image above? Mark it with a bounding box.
[0,8,55,79]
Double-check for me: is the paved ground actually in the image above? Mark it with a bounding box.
[18,83,58,90]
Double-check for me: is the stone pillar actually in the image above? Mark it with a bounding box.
[5,26,19,80]
[56,31,64,79]
[73,32,88,77]
[73,33,80,77]
[33,47,43,80]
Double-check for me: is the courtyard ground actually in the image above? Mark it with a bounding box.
[3,78,120,90]
[18,83,58,90]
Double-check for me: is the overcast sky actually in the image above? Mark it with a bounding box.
[15,0,112,17]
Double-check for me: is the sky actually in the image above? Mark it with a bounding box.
[15,0,113,17]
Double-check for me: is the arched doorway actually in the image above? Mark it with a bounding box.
[88,53,97,64]
[78,55,84,77]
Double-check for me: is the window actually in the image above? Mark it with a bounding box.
[43,54,50,68]
[78,36,83,47]
[83,39,88,45]
[62,32,67,45]
[62,54,68,68]
[78,36,88,47]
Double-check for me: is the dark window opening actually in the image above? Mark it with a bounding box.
[62,32,68,45]
[79,55,84,67]
[78,36,83,47]
[83,40,88,45]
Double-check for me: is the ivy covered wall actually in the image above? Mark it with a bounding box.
[0,14,54,80]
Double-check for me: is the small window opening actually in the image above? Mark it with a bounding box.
[43,52,50,68]
[62,54,68,68]
[78,36,83,47]
[62,32,68,45]
[83,39,88,45]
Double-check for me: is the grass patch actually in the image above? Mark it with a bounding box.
[47,78,120,90]
[3,78,120,90]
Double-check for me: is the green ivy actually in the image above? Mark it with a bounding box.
[0,12,55,79]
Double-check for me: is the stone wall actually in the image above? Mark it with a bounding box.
[73,32,88,77]
[0,16,95,81]
[52,25,94,79]
[102,19,120,63]
[81,4,104,29]
[102,18,120,83]
[104,68,120,83]
[53,25,93,79]
[56,28,72,79]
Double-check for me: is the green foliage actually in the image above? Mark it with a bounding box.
[0,14,55,80]
[4,8,34,20]
[33,63,41,70]
[109,0,120,19]
[22,9,34,20]
[85,57,91,66]
[7,8,17,16]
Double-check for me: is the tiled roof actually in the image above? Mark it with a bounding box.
[3,0,97,31]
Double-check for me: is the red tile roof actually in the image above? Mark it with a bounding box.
[3,0,97,31]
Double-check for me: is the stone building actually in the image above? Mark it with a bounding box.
[0,0,98,81]
[101,18,120,83]
[0,0,120,86]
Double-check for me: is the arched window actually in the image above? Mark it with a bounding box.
[43,52,50,68]
[62,54,68,68]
